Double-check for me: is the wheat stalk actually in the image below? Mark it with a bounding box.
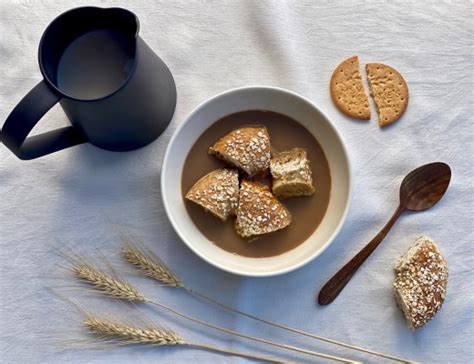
[121,241,415,364]
[70,258,357,363]
[84,315,286,363]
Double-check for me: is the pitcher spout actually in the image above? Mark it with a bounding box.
[105,7,140,40]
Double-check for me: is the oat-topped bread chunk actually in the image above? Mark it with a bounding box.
[185,168,239,222]
[235,180,291,238]
[394,236,448,330]
[270,148,315,198]
[209,126,271,177]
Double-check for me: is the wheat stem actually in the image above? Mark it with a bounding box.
[186,343,289,363]
[188,289,415,363]
[121,242,414,363]
[147,301,357,363]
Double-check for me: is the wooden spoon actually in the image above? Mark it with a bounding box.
[318,162,451,305]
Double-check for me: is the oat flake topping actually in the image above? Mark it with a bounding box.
[185,168,239,221]
[235,180,291,238]
[209,126,271,176]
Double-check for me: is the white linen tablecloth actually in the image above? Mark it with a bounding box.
[1,1,473,363]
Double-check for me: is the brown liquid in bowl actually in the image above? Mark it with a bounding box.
[181,110,331,258]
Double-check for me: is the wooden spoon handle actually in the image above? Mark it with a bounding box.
[318,205,404,305]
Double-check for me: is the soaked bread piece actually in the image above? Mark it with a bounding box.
[209,126,271,177]
[394,236,448,330]
[185,168,239,222]
[270,148,315,198]
[235,180,291,238]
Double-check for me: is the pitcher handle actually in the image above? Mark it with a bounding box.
[1,80,86,160]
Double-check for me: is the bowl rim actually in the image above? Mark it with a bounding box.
[161,85,352,277]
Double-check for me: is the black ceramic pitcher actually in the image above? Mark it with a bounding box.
[1,7,176,160]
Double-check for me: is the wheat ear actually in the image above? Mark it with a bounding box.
[122,244,183,288]
[71,260,357,363]
[85,316,184,345]
[72,263,146,302]
[84,316,286,363]
[122,242,414,364]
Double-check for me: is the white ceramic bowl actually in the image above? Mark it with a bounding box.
[161,86,351,277]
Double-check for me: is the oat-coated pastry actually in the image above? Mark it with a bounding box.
[394,236,448,330]
[330,56,371,120]
[270,148,315,198]
[185,168,239,222]
[235,180,291,238]
[209,126,272,177]
[366,63,409,127]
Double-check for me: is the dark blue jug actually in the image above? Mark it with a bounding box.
[1,7,176,160]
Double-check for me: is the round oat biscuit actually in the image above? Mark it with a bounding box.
[330,56,370,120]
[366,63,409,127]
